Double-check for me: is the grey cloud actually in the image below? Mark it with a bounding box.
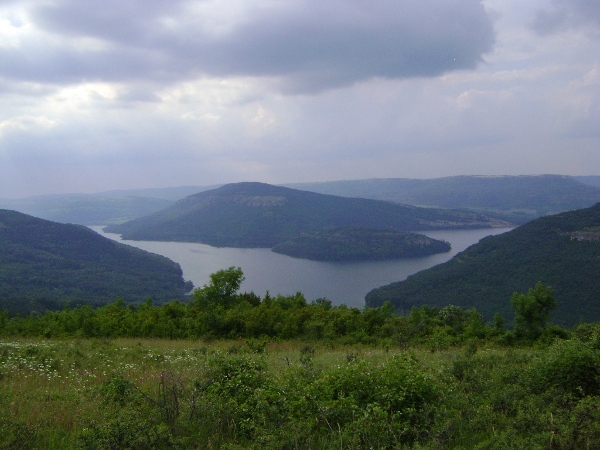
[198,1,495,93]
[0,44,154,85]
[3,0,495,93]
[532,0,600,34]
[32,0,185,43]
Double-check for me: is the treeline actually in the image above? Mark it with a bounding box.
[0,268,572,346]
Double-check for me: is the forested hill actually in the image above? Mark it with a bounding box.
[366,202,600,326]
[272,227,451,261]
[286,175,600,223]
[0,210,192,314]
[105,182,511,247]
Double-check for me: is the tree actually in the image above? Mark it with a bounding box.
[493,313,506,334]
[191,267,245,310]
[510,282,556,339]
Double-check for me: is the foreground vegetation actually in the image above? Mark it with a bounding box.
[2,268,600,448]
[0,267,542,344]
[2,330,600,448]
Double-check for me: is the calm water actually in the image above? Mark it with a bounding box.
[91,227,511,308]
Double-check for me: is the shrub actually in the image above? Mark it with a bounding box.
[529,339,600,398]
[308,354,438,447]
[0,419,38,450]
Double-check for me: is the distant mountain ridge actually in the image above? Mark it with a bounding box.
[574,176,600,188]
[2,175,599,226]
[0,209,191,314]
[286,175,600,223]
[365,202,600,326]
[105,182,510,248]
[0,186,214,226]
[0,195,174,226]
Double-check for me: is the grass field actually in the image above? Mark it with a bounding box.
[2,337,599,449]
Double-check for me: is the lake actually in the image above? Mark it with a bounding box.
[91,227,511,308]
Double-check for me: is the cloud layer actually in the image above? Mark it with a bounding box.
[4,0,494,92]
[0,0,599,197]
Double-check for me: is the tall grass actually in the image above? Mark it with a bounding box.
[1,338,600,449]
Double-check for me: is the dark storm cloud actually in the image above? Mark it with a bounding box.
[3,0,495,93]
[532,0,600,34]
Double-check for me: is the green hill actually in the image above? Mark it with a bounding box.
[0,210,192,314]
[271,227,451,261]
[365,202,600,326]
[287,175,600,223]
[105,182,511,248]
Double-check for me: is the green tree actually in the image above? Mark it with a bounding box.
[191,267,245,310]
[510,282,556,339]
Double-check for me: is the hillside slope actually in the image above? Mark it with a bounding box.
[287,175,600,223]
[365,203,600,326]
[105,182,510,247]
[0,210,191,314]
[271,227,451,261]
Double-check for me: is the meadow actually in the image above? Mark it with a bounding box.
[2,335,600,449]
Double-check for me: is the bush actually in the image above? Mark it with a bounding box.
[529,339,600,398]
[0,419,38,449]
[308,354,438,447]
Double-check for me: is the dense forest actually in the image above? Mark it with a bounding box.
[0,210,191,314]
[105,182,509,247]
[271,226,451,261]
[366,202,600,326]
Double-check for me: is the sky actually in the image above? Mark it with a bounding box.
[1,0,599,198]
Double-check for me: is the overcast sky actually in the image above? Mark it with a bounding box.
[1,0,599,197]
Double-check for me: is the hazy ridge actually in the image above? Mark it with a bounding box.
[3,175,599,226]
[287,175,600,223]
